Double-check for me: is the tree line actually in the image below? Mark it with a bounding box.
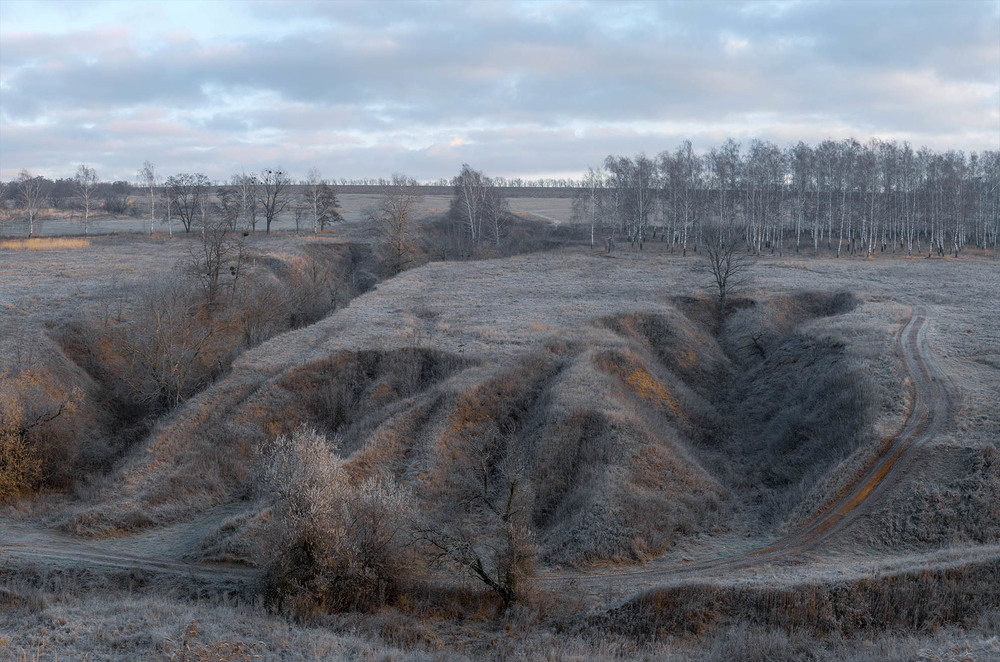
[4,137,997,257]
[0,164,343,236]
[574,138,999,258]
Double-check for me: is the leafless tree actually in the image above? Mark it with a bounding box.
[603,154,656,248]
[366,174,423,275]
[74,164,98,235]
[703,223,753,311]
[16,170,46,236]
[417,429,536,610]
[451,163,489,247]
[190,185,248,307]
[571,166,604,249]
[258,168,290,233]
[114,280,221,408]
[306,168,324,234]
[230,172,259,233]
[137,161,158,236]
[449,164,511,252]
[166,173,209,233]
[484,183,511,249]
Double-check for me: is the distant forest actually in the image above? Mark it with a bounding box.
[581,138,999,258]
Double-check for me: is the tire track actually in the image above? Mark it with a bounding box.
[539,300,954,598]
[0,301,953,604]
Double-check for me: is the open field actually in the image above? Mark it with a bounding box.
[0,192,575,238]
[1,224,998,659]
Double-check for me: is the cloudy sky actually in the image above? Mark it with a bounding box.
[1,0,997,183]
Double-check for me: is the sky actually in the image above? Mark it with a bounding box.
[1,0,998,183]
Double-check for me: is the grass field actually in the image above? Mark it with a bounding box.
[0,192,575,238]
[1,209,998,659]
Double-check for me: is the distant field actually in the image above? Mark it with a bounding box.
[0,190,576,237]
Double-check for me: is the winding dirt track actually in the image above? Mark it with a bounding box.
[685,303,947,570]
[0,302,954,601]
[536,301,957,601]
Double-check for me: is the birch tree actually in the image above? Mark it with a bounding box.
[74,164,98,235]
[306,168,324,234]
[16,170,46,237]
[138,161,158,236]
[571,166,604,249]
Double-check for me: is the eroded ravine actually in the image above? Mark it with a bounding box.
[537,300,958,602]
[0,300,960,608]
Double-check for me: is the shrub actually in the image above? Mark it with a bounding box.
[0,366,80,501]
[720,303,781,366]
[257,427,412,614]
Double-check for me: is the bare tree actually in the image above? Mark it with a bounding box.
[74,164,98,235]
[190,185,248,307]
[165,173,210,233]
[484,183,511,249]
[230,172,259,233]
[703,223,753,311]
[366,174,423,275]
[450,163,488,247]
[572,166,605,249]
[114,280,220,407]
[306,168,323,234]
[258,168,290,233]
[137,161,158,236]
[16,170,46,236]
[417,428,536,610]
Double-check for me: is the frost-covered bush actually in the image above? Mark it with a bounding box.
[257,427,412,613]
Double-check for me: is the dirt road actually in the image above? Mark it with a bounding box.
[0,300,965,606]
[536,300,965,604]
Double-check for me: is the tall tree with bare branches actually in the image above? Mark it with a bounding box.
[75,164,98,235]
[258,168,290,234]
[16,170,46,237]
[366,174,423,275]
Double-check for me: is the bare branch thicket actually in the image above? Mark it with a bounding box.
[603,154,656,249]
[99,180,132,215]
[257,427,413,612]
[417,425,537,610]
[448,164,512,254]
[0,366,80,501]
[365,173,424,275]
[188,185,249,308]
[112,281,222,408]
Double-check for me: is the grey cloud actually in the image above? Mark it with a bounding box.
[1,0,996,181]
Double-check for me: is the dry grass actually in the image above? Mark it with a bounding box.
[0,237,91,251]
[3,236,1000,659]
[603,552,1000,640]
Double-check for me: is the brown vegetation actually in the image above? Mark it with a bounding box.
[1,229,998,659]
